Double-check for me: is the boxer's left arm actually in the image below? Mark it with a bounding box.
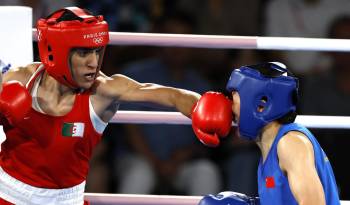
[98,74,200,117]
[278,131,326,205]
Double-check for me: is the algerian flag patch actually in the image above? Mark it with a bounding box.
[62,122,85,137]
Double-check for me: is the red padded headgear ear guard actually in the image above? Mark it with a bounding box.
[37,7,109,88]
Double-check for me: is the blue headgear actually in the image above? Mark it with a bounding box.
[226,62,298,140]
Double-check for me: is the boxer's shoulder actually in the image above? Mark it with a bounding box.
[3,62,40,85]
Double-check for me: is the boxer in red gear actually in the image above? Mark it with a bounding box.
[191,92,233,147]
[0,7,201,204]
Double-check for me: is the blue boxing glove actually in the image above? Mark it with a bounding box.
[198,191,260,205]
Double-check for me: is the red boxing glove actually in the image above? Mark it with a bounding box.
[0,81,32,125]
[191,92,232,147]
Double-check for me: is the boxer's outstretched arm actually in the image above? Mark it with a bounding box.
[98,74,200,117]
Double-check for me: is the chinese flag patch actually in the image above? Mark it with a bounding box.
[265,176,275,188]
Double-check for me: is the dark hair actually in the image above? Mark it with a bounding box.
[152,9,196,33]
[328,15,350,39]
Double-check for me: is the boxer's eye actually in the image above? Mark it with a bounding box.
[74,47,102,57]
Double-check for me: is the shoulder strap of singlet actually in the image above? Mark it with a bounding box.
[269,123,297,153]
[25,64,45,91]
[271,123,311,150]
[278,123,310,138]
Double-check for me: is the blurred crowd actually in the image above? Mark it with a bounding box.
[2,0,350,200]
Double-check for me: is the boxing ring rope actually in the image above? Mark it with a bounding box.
[32,30,350,204]
[84,193,350,205]
[32,29,350,51]
[112,111,350,129]
[84,193,202,205]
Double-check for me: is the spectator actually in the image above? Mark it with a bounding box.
[264,0,350,75]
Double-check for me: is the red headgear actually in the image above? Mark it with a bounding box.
[37,7,109,88]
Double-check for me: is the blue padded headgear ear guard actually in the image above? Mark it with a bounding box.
[226,62,298,140]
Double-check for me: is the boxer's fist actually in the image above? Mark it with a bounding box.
[0,81,32,125]
[198,191,260,205]
[191,92,232,147]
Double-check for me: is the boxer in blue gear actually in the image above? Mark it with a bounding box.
[199,62,340,205]
[226,62,298,140]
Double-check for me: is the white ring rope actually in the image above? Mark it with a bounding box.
[84,193,350,205]
[84,193,202,205]
[112,111,350,129]
[32,29,350,51]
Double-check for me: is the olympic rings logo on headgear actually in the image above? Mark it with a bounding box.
[93,37,104,44]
